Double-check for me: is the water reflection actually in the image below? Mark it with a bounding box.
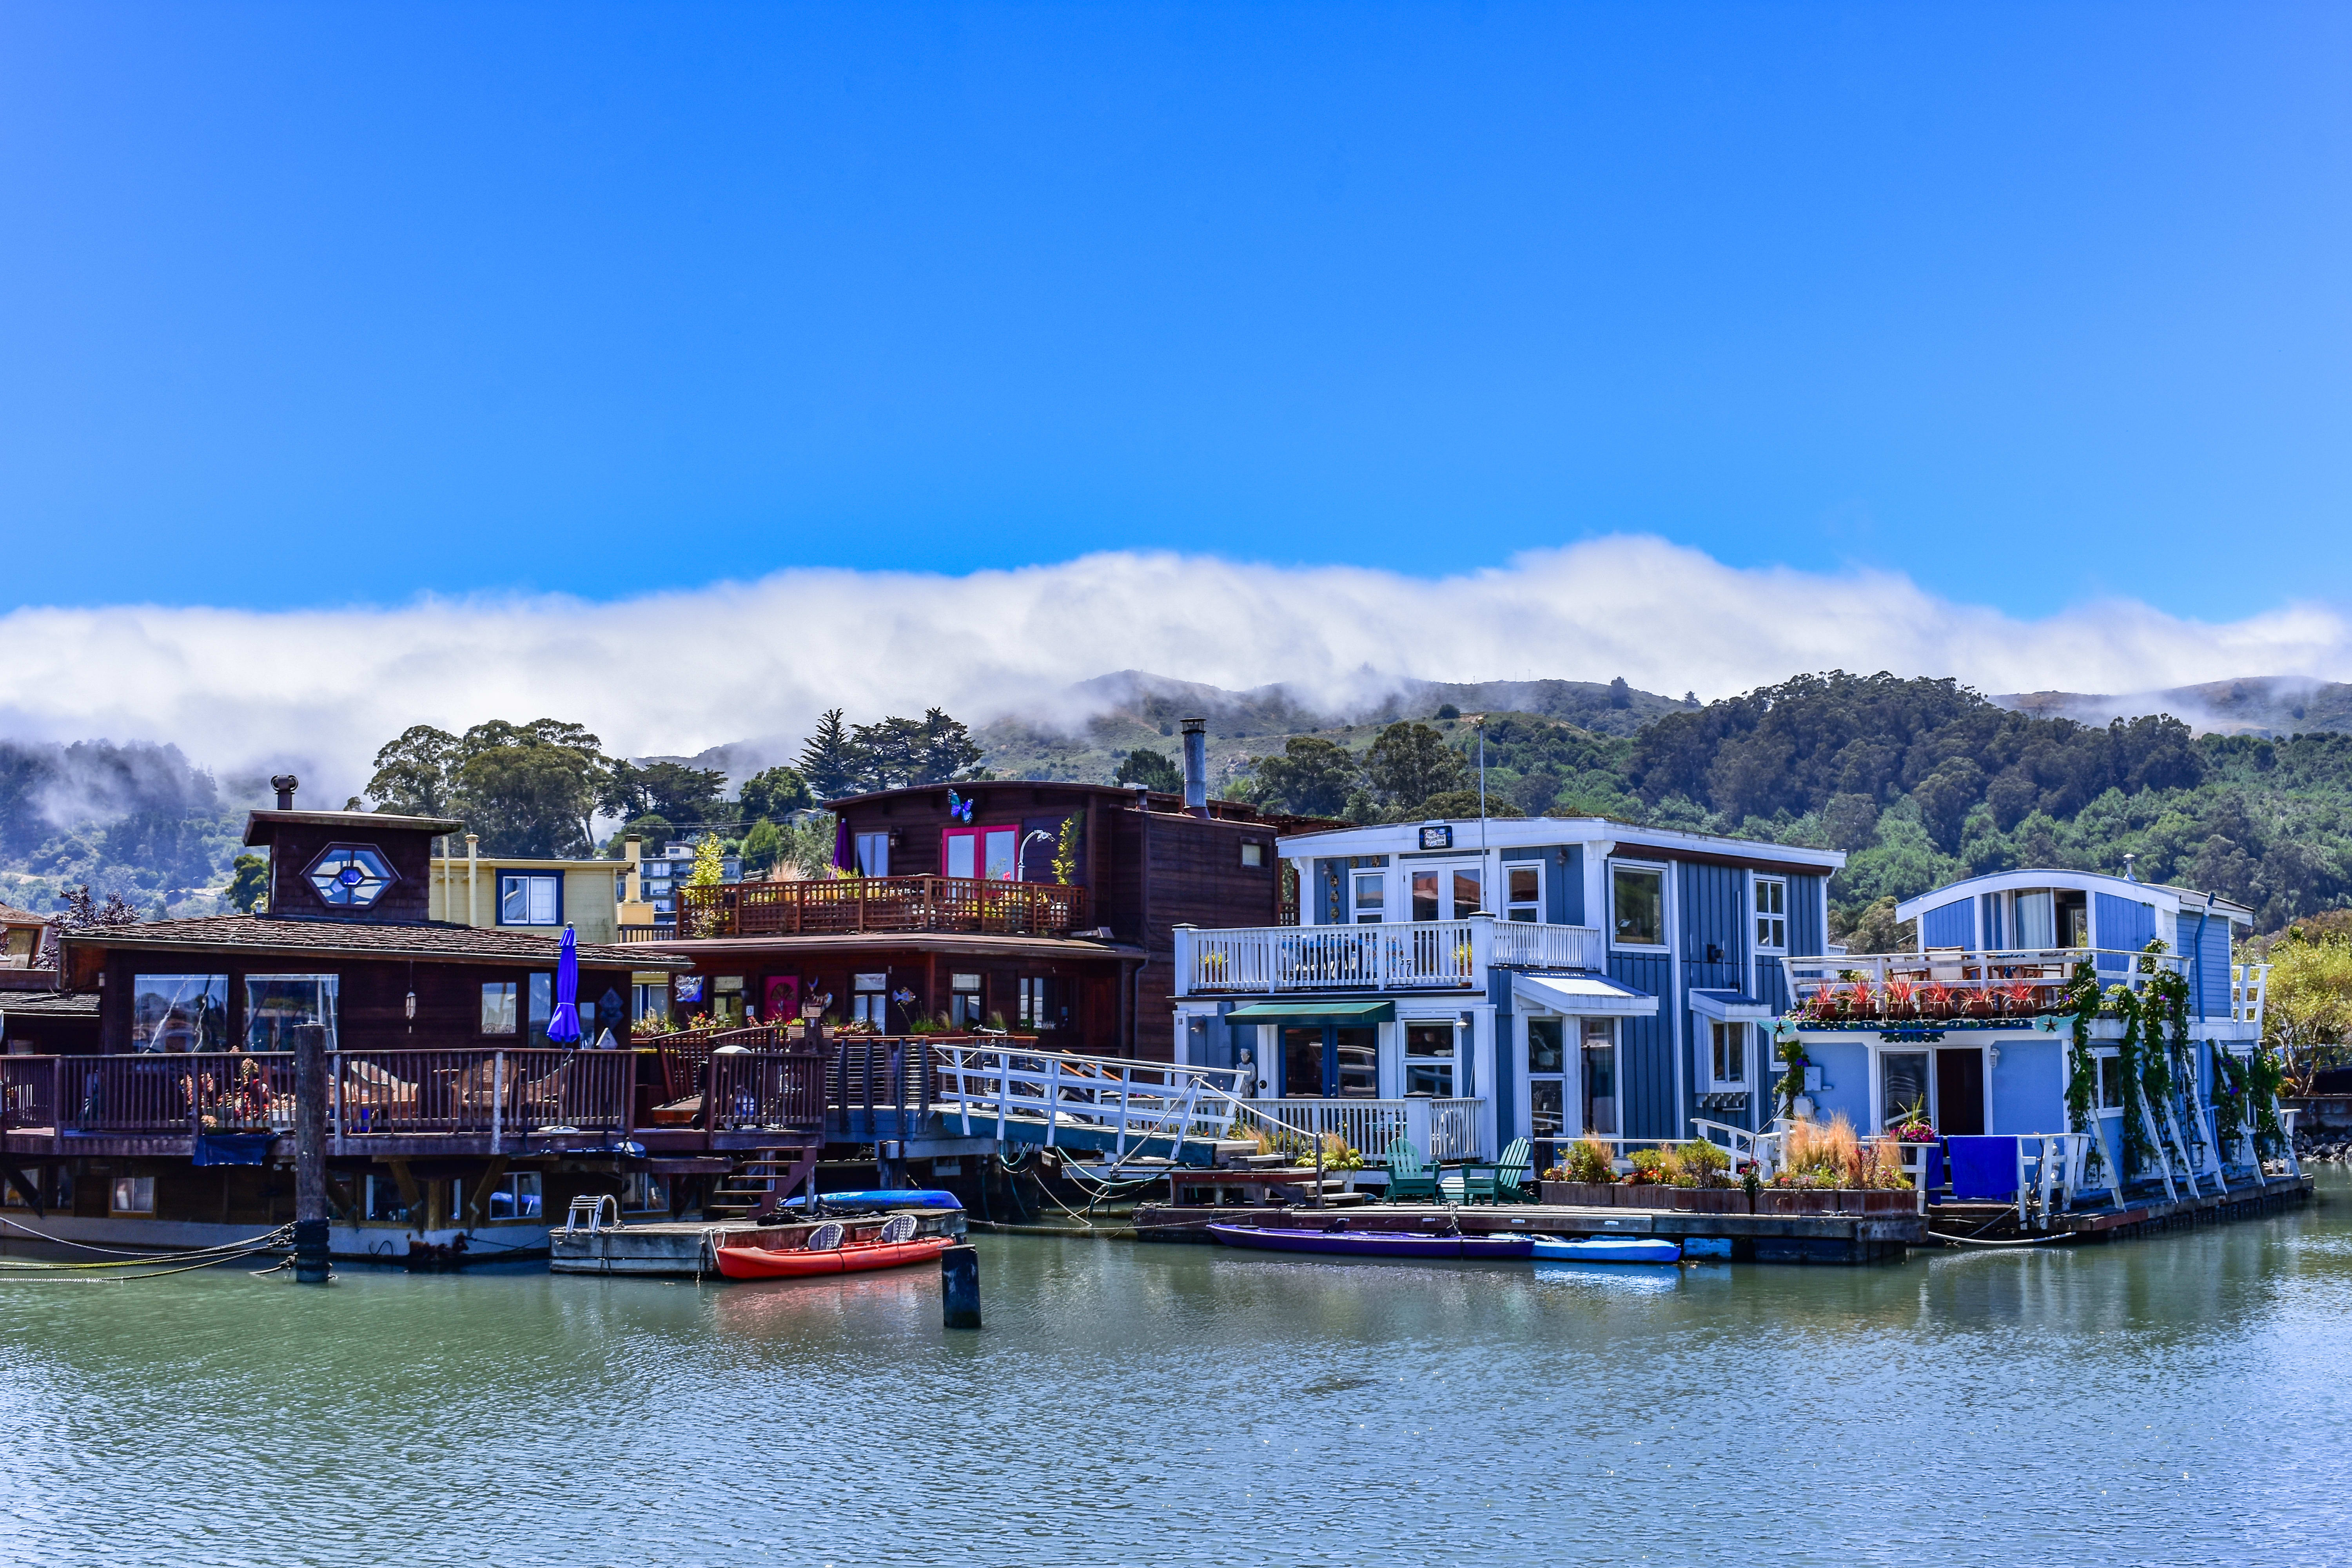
[0,1181,2346,1564]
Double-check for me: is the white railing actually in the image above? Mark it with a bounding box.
[1176,917,1603,995]
[1776,946,2204,1025]
[2231,963,2270,1030]
[1230,1097,1487,1163]
[931,1044,1245,1156]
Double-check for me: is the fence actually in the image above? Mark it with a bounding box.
[931,1043,1244,1155]
[1229,1096,1486,1163]
[1180,918,1602,995]
[678,876,1088,939]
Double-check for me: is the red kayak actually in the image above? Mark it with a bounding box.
[714,1217,951,1280]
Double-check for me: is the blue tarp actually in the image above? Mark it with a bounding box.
[1946,1136,2020,1201]
[192,1132,276,1167]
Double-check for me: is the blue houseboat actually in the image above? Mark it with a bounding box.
[1170,816,1843,1169]
[1773,867,2283,1207]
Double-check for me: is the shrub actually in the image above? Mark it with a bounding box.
[1669,1138,1733,1188]
[1565,1135,1615,1185]
[1626,1146,1667,1183]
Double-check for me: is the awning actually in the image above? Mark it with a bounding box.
[1221,1001,1397,1026]
[1690,988,1774,1023]
[1512,973,1659,1018]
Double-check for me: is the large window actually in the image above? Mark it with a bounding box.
[486,1171,543,1220]
[1505,865,1542,923]
[942,827,1018,882]
[1882,1051,1930,1128]
[245,975,338,1052]
[1710,1021,1749,1088]
[131,975,228,1053]
[1753,877,1786,952]
[855,833,890,877]
[949,973,984,1029]
[1612,865,1666,947]
[1352,871,1385,925]
[1410,866,1482,922]
[481,982,519,1036]
[1017,976,1059,1031]
[499,873,561,926]
[851,973,887,1029]
[1404,1023,1457,1097]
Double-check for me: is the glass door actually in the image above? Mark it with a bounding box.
[1281,1027,1324,1098]
[1332,1027,1378,1098]
[1581,1018,1618,1137]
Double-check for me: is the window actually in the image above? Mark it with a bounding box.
[245,975,338,1052]
[709,975,744,1029]
[852,973,887,1029]
[1332,1027,1377,1098]
[622,1172,669,1214]
[1018,977,1056,1030]
[1526,1018,1568,1168]
[1452,869,1482,918]
[1612,865,1666,947]
[486,1171,543,1220]
[1506,865,1542,923]
[481,982,519,1036]
[1411,866,1482,921]
[947,826,1018,882]
[2057,891,2090,949]
[950,973,983,1029]
[527,972,555,1040]
[1753,877,1786,952]
[1353,871,1385,924]
[364,1173,413,1222]
[1710,1020,1748,1088]
[633,982,670,1027]
[1411,871,1440,922]
[1882,1052,1930,1127]
[131,975,228,1053]
[305,844,397,909]
[856,832,890,877]
[499,873,561,926]
[2097,1053,2125,1111]
[1404,1023,1456,1097]
[1581,1018,1618,1137]
[110,1176,155,1216]
[1241,841,1264,868]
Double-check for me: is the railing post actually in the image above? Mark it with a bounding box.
[1406,1098,1432,1165]
[1044,1056,1061,1147]
[1173,925,1194,998]
[490,1051,505,1149]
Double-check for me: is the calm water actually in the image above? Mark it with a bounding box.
[2,1184,2350,1568]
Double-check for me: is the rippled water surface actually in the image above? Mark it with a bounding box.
[4,1182,2350,1566]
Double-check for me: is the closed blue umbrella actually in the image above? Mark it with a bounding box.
[546,924,583,1046]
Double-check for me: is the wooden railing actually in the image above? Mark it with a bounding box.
[675,875,1089,938]
[333,1049,635,1137]
[1176,918,1603,995]
[709,1049,827,1131]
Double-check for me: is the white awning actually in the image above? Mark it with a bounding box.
[1513,972,1659,1018]
[1690,988,1774,1023]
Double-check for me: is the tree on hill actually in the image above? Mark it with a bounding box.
[1365,722,1470,816]
[1113,748,1182,793]
[450,719,612,857]
[738,765,813,822]
[604,759,731,829]
[1249,736,1359,818]
[849,709,982,791]
[365,725,461,817]
[227,854,268,913]
[797,710,860,800]
[739,817,784,875]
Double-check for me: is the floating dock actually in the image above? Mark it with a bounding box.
[1136,1202,1924,1264]
[548,1206,966,1276]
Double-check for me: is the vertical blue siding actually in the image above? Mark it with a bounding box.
[1560,846,1584,926]
[2188,911,2234,1020]
[1607,952,1675,1140]
[1312,858,1343,924]
[1788,873,1824,956]
[1990,1039,2063,1133]
[1919,900,1973,948]
[1981,893,2004,948]
[2094,893,2155,974]
[1677,862,1747,1134]
[1806,1040,1873,1130]
[1489,969,1519,1148]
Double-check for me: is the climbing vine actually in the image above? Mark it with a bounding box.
[1775,1029,1809,1123]
[2249,1043,2287,1151]
[2062,957,2100,1131]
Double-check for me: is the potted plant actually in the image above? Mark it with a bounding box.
[1883,978,1918,1020]
[1537,1135,1620,1207]
[1617,1145,1673,1207]
[1665,1139,1744,1212]
[1918,982,1954,1020]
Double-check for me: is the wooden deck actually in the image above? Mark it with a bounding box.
[1924,1173,2313,1242]
[1134,1202,1925,1263]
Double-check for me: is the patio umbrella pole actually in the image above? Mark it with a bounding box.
[294,1022,331,1283]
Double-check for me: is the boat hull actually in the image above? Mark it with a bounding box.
[713,1236,952,1280]
[1532,1236,1682,1265]
[1206,1224,1533,1260]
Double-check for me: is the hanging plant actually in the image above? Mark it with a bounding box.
[1775,1031,1809,1122]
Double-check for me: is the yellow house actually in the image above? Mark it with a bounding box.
[427,834,656,946]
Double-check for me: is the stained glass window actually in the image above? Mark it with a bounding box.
[305,844,397,909]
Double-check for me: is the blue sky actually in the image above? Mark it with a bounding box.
[4,2,2349,626]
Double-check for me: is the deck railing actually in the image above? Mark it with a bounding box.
[333,1049,635,1138]
[931,1043,1244,1154]
[672,875,1089,940]
[1176,917,1603,995]
[1230,1096,1486,1163]
[1772,947,2245,1026]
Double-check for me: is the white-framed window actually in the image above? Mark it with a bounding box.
[1526,1018,1568,1166]
[855,832,890,877]
[2096,1052,2125,1111]
[1241,841,1265,868]
[852,973,888,1028]
[1581,1018,1619,1137]
[1709,1020,1749,1089]
[1352,871,1385,925]
[110,1176,155,1215]
[481,982,519,1036]
[1753,876,1787,953]
[1403,1022,1457,1097]
[499,872,561,926]
[1882,1051,1930,1128]
[1505,864,1542,923]
[1610,863,1667,948]
[1410,866,1483,922]
[486,1171,543,1220]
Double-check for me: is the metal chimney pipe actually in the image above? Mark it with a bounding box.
[270,774,299,811]
[1180,718,1208,816]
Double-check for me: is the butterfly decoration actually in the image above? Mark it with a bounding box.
[947,789,974,823]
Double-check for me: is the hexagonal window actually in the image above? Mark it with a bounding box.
[306,844,398,909]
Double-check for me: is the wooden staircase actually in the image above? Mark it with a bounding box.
[708,1144,821,1222]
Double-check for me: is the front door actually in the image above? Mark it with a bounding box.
[1935,1047,1987,1136]
[763,976,799,1024]
[1282,1027,1324,1098]
[1281,1025,1379,1096]
[1408,864,1485,922]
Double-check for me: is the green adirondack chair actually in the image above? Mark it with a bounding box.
[1461,1137,1535,1205]
[1383,1135,1440,1203]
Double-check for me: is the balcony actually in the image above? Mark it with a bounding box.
[1176,917,1604,995]
[1775,948,2266,1033]
[655,875,1090,941]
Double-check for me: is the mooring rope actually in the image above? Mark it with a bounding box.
[0,1216,297,1272]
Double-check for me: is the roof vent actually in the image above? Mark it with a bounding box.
[270,774,299,811]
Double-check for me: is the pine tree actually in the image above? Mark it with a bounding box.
[798,709,860,800]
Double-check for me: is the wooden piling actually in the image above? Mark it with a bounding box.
[941,1243,981,1328]
[293,1023,331,1283]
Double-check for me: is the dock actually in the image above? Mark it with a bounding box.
[548,1205,966,1276]
[1135,1201,1924,1263]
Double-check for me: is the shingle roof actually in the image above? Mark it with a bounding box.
[0,902,50,928]
[0,991,97,1017]
[59,915,687,969]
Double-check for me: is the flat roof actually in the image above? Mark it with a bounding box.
[1279,815,1845,873]
[245,809,465,846]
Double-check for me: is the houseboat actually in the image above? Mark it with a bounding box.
[1171,815,1844,1170]
[1772,867,2282,1210]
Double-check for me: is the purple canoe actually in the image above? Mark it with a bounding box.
[1206,1223,1534,1260]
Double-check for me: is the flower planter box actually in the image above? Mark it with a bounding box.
[1667,1187,1749,1214]
[1538,1181,1618,1208]
[1756,1189,1912,1216]
[1615,1183,1674,1209]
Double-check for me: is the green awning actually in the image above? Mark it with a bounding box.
[1221,1001,1397,1025]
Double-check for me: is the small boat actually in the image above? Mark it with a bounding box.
[1206,1223,1533,1260]
[781,1189,964,1212]
[714,1217,952,1280]
[1531,1236,1681,1265]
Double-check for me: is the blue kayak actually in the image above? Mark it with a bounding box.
[784,1190,964,1212]
[1532,1235,1681,1265]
